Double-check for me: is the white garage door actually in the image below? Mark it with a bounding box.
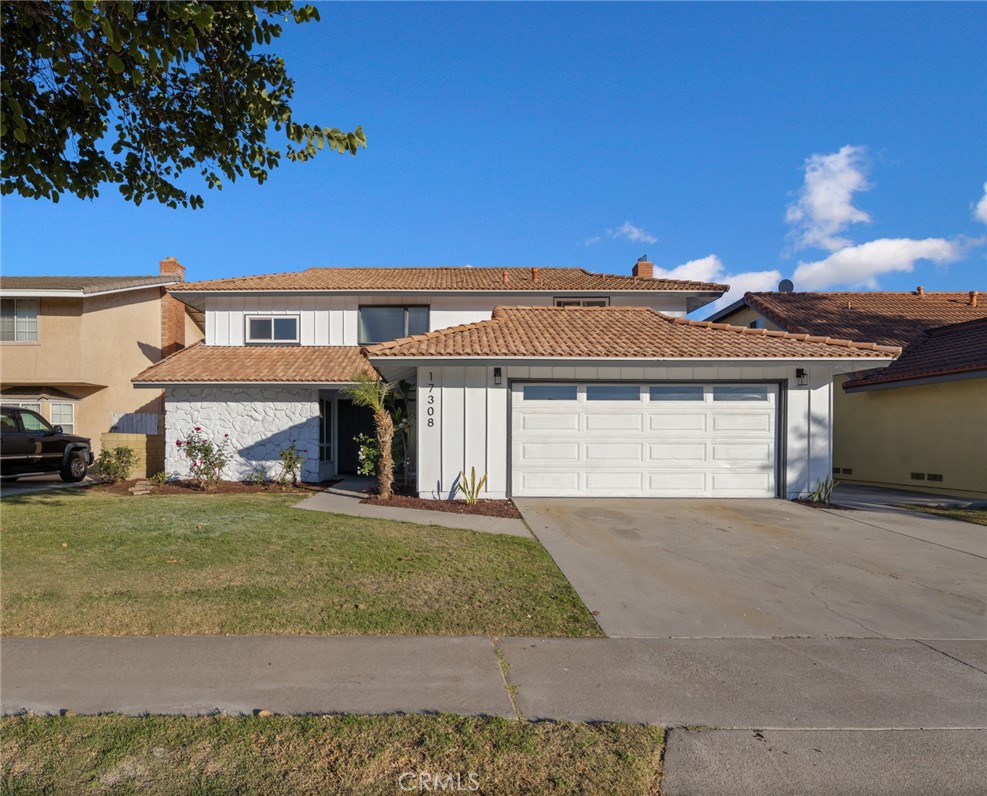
[511,383,778,498]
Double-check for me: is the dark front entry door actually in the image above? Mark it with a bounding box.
[337,399,376,474]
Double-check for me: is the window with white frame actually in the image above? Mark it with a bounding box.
[2,400,42,414]
[1,299,39,342]
[554,297,609,307]
[245,315,300,344]
[50,402,74,433]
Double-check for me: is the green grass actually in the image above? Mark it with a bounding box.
[0,714,663,795]
[0,490,601,637]
[897,504,987,526]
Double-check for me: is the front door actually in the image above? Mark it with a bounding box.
[336,400,376,474]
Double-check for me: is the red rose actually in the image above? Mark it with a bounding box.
[194,426,201,432]
[176,440,182,447]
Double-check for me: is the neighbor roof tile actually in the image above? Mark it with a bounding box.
[0,275,178,294]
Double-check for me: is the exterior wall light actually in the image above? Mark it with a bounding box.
[795,368,808,386]
[493,367,503,385]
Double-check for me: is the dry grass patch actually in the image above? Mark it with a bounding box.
[897,504,987,526]
[1,714,663,795]
[0,490,600,638]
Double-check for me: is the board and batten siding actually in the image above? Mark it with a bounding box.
[202,294,690,346]
[416,364,836,500]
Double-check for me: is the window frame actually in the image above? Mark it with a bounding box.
[649,385,705,402]
[553,297,610,308]
[1,298,40,343]
[712,385,771,402]
[49,401,75,433]
[586,384,642,402]
[357,305,430,345]
[522,384,578,401]
[244,314,301,345]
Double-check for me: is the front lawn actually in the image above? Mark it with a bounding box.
[0,490,600,637]
[898,504,987,526]
[0,714,663,795]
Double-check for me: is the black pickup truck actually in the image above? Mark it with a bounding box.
[0,405,93,482]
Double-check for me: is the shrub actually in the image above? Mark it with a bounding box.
[276,444,307,486]
[94,446,138,483]
[354,432,380,477]
[808,475,838,504]
[246,469,269,487]
[175,427,232,489]
[148,471,171,487]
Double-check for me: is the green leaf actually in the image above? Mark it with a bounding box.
[13,128,26,144]
[107,54,125,74]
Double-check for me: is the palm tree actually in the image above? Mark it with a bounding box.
[342,373,397,500]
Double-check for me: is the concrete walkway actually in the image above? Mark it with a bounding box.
[4,635,985,794]
[295,476,531,537]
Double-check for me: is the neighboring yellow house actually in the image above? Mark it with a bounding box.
[708,289,987,499]
[0,258,203,460]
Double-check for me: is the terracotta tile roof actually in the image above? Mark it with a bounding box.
[0,275,177,294]
[364,306,901,360]
[172,266,727,293]
[132,343,376,384]
[844,318,987,390]
[743,291,987,347]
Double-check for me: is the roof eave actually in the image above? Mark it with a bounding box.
[0,280,180,299]
[843,367,987,392]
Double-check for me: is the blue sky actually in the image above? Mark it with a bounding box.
[3,2,985,314]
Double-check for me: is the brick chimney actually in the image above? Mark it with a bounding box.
[970,290,979,308]
[632,258,654,279]
[159,257,186,358]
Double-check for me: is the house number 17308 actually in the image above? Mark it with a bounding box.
[426,371,436,427]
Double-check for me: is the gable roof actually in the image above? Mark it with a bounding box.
[364,306,901,360]
[132,343,375,386]
[171,266,727,294]
[844,318,987,390]
[716,291,987,347]
[0,275,178,296]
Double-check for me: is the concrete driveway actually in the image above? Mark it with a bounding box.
[516,497,987,639]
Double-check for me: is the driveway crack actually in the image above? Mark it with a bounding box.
[808,589,887,638]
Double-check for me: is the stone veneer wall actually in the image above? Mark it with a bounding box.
[164,386,320,482]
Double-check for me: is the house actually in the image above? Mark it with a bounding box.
[133,262,899,498]
[707,290,987,498]
[0,258,202,464]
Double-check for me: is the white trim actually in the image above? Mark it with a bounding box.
[0,281,180,299]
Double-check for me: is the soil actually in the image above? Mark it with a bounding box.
[91,479,340,496]
[361,490,523,519]
[791,498,852,511]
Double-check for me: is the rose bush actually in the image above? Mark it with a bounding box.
[175,427,232,489]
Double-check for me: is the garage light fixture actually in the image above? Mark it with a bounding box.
[795,368,808,386]
[493,367,503,385]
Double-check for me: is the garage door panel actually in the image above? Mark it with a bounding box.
[648,442,706,461]
[512,383,777,498]
[521,413,580,431]
[520,442,580,462]
[586,442,644,462]
[585,471,645,491]
[712,413,772,432]
[585,414,643,431]
[648,413,707,431]
[712,442,773,462]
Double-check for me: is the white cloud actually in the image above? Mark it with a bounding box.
[584,235,602,246]
[654,255,782,314]
[792,237,964,290]
[975,182,987,224]
[786,145,872,252]
[609,221,658,244]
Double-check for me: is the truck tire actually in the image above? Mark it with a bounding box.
[60,451,89,483]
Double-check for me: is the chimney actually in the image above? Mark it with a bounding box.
[159,257,186,359]
[531,267,539,283]
[970,290,979,308]
[632,258,654,280]
[916,285,924,297]
[502,269,508,285]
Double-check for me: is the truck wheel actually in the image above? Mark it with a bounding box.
[61,451,88,482]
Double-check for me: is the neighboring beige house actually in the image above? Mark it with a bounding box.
[708,289,987,498]
[0,258,203,461]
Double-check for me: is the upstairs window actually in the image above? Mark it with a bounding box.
[1,299,39,342]
[245,315,299,344]
[358,306,428,344]
[555,298,609,307]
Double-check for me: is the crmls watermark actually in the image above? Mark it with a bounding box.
[397,771,480,792]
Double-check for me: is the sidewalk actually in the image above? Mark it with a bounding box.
[294,476,531,537]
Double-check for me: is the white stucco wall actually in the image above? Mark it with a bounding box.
[164,386,320,482]
[415,363,846,500]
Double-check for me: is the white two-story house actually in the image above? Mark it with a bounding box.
[134,261,898,499]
